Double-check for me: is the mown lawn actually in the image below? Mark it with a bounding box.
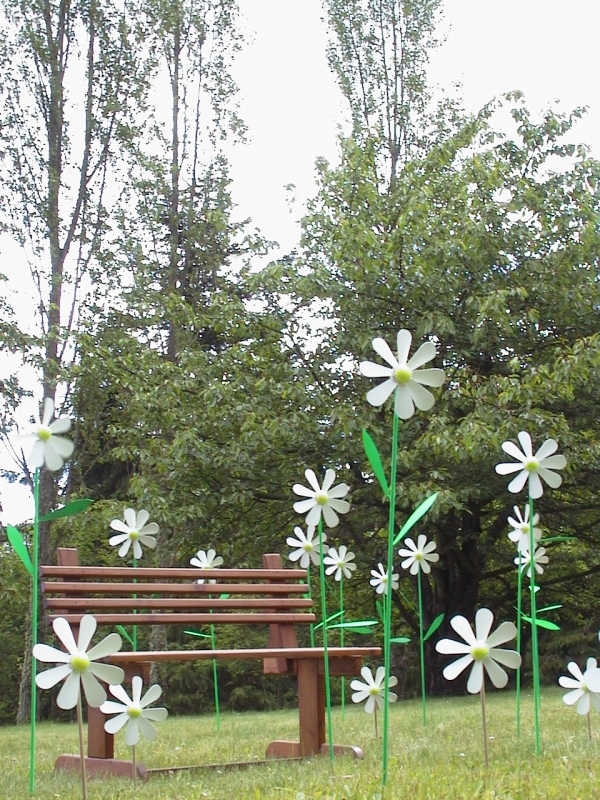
[1,688,598,799]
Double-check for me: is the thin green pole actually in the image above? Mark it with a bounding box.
[516,552,523,737]
[210,622,221,733]
[317,519,334,763]
[382,411,399,788]
[29,468,40,796]
[340,577,345,721]
[417,569,426,726]
[307,564,315,648]
[529,495,541,754]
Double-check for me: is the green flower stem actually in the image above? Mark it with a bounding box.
[382,411,399,788]
[417,569,426,726]
[340,578,345,721]
[529,495,541,754]
[516,553,523,738]
[306,564,315,648]
[210,620,221,733]
[132,555,137,652]
[29,468,40,796]
[317,519,334,763]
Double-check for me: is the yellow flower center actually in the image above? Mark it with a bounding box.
[471,642,489,661]
[369,685,380,696]
[315,491,329,506]
[520,523,529,533]
[127,704,142,719]
[524,458,539,472]
[394,367,412,385]
[415,551,424,561]
[70,652,90,673]
[129,530,139,540]
[381,574,388,584]
[303,542,313,552]
[38,426,52,442]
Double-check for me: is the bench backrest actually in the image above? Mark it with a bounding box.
[41,548,315,672]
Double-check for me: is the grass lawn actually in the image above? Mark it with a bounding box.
[2,688,598,799]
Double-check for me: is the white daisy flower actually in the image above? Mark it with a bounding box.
[495,432,567,499]
[323,545,356,581]
[398,534,439,575]
[190,548,224,584]
[359,330,445,420]
[350,666,398,713]
[293,468,350,528]
[109,508,159,560]
[436,608,521,694]
[514,545,549,578]
[14,397,74,472]
[559,658,600,715]
[507,505,542,552]
[100,675,168,745]
[286,526,328,569]
[33,615,124,709]
[370,563,399,595]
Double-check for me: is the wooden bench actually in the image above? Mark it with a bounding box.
[40,547,381,777]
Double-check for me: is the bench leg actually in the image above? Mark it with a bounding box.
[87,704,114,759]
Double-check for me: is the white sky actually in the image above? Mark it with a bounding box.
[3,0,599,524]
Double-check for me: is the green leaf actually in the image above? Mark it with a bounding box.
[376,600,385,623]
[314,610,344,630]
[184,629,211,639]
[116,625,135,646]
[423,613,444,642]
[537,604,562,613]
[541,536,577,544]
[6,525,33,576]
[393,493,439,546]
[390,636,411,644]
[329,619,378,630]
[219,593,231,600]
[39,499,93,522]
[362,429,390,498]
[521,615,560,631]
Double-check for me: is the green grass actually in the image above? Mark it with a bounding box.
[3,689,599,799]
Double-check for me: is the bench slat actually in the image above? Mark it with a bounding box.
[45,598,313,610]
[41,582,309,595]
[110,647,381,663]
[41,566,306,580]
[47,612,317,626]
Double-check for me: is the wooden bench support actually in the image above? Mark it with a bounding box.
[55,754,149,780]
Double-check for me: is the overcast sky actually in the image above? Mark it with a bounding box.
[3,0,599,524]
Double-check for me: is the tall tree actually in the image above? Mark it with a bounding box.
[0,0,147,720]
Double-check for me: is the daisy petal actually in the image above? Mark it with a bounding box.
[535,439,558,460]
[135,510,150,529]
[133,540,143,559]
[29,440,46,468]
[49,417,71,434]
[123,508,137,528]
[406,341,437,370]
[137,716,159,741]
[467,660,484,693]
[140,684,162,708]
[373,336,400,369]
[110,520,130,533]
[56,671,81,709]
[496,462,525,475]
[124,717,140,746]
[52,618,78,654]
[305,505,323,527]
[517,431,533,458]
[408,381,435,412]
[81,670,107,708]
[99,701,127,715]
[559,677,580,690]
[139,523,159,536]
[41,397,55,426]
[501,441,526,462]
[87,632,122,661]
[436,639,471,656]
[359,361,393,378]
[33,643,71,664]
[293,498,316,514]
[138,535,157,549]
[304,469,321,493]
[528,472,544,499]
[576,692,591,715]
[43,441,66,471]
[328,498,350,514]
[443,653,474,681]
[489,649,521,669]
[483,657,508,689]
[322,469,336,492]
[109,533,129,546]
[394,385,415,419]
[109,683,132,704]
[47,436,74,459]
[131,676,143,704]
[450,615,476,645]
[328,483,349,499]
[322,504,340,528]
[293,484,315,499]
[486,622,517,648]
[118,538,132,558]
[143,708,168,722]
[77,616,97,652]
[562,688,584,706]
[103,712,130,734]
[395,330,412,366]
[475,608,494,641]
[88,663,125,686]
[538,454,567,470]
[537,467,562,489]
[367,378,397,407]
[567,662,584,682]
[508,470,529,494]
[35,664,72,689]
